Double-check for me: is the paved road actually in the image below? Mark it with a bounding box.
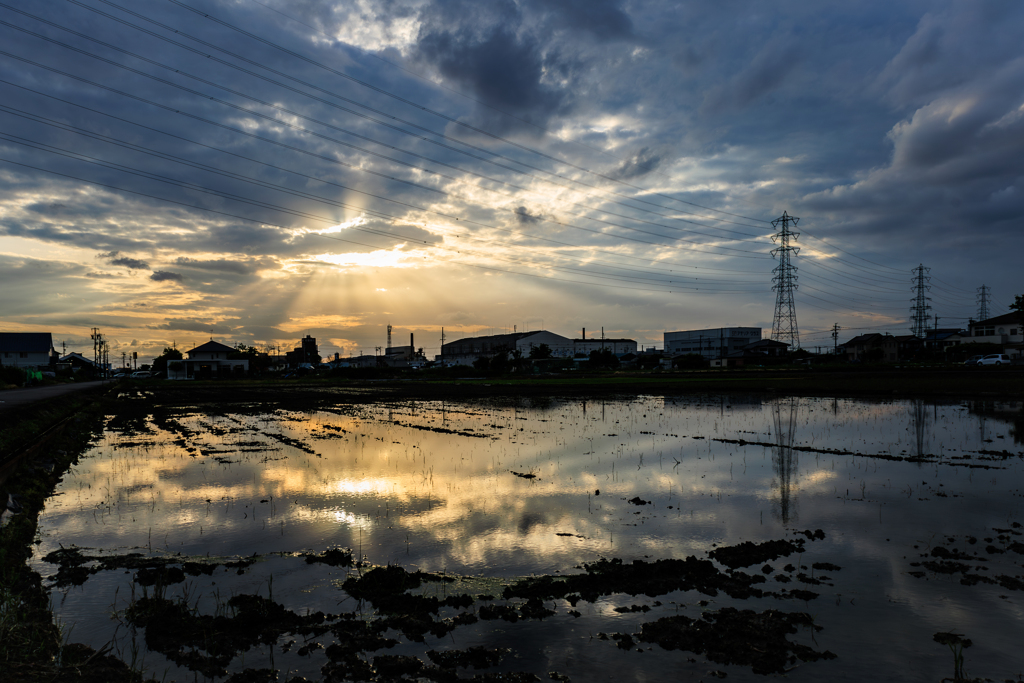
[0,380,109,413]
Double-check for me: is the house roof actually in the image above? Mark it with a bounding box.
[59,352,99,366]
[972,312,1022,327]
[0,332,54,354]
[742,339,789,349]
[186,340,236,356]
[923,328,965,341]
[841,333,890,347]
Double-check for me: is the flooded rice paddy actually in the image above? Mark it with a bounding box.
[31,393,1024,682]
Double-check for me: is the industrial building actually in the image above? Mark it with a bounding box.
[664,327,762,360]
[440,330,638,366]
[440,331,570,366]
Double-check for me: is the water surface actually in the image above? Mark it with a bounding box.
[33,394,1024,682]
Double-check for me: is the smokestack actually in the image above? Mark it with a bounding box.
[583,327,586,339]
[410,332,414,349]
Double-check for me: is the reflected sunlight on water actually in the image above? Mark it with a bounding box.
[31,394,1024,682]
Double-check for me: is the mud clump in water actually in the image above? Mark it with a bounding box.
[126,593,334,678]
[708,538,807,569]
[637,607,836,674]
[303,547,354,566]
[504,556,768,603]
[427,646,510,670]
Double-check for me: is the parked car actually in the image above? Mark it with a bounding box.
[130,370,152,378]
[963,355,984,366]
[977,354,1010,366]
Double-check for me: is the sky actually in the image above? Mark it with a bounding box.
[1,0,1022,363]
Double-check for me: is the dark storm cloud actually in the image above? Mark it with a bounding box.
[146,318,238,333]
[174,257,262,275]
[0,220,153,253]
[701,40,802,113]
[522,0,635,41]
[609,147,663,180]
[513,206,542,224]
[2,0,1024,349]
[150,270,184,282]
[415,24,572,129]
[110,256,150,270]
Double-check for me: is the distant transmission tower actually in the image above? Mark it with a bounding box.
[770,211,800,350]
[976,285,991,322]
[910,264,932,338]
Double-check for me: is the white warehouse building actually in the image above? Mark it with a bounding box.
[440,330,638,366]
[664,327,762,360]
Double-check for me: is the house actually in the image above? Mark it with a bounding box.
[894,335,924,360]
[168,340,248,379]
[709,339,790,368]
[58,351,109,374]
[742,339,789,357]
[0,332,57,370]
[923,328,967,353]
[967,313,1023,358]
[840,333,898,362]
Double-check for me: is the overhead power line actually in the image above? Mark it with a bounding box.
[0,26,773,257]
[0,138,765,293]
[0,50,768,261]
[163,0,771,224]
[13,2,770,236]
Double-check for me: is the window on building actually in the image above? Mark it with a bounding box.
[20,352,28,358]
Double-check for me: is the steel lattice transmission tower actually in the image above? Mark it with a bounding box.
[770,211,800,350]
[910,264,932,338]
[977,285,991,322]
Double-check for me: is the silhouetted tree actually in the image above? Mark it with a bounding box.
[151,346,183,375]
[528,344,552,360]
[589,348,620,369]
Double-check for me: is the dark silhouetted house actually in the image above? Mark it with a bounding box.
[840,333,897,362]
[711,339,790,368]
[169,340,248,379]
[0,332,57,369]
[923,328,967,353]
[58,351,107,373]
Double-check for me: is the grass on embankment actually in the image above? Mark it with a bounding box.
[0,388,153,682]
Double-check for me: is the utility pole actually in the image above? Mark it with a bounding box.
[832,323,841,355]
[770,212,800,350]
[977,285,990,322]
[90,327,101,372]
[910,264,932,338]
[440,327,445,365]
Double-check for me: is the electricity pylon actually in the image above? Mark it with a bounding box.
[910,264,931,338]
[770,211,800,350]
